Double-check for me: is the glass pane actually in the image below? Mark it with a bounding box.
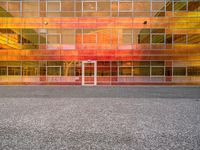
[119,67,132,76]
[173,67,186,76]
[47,67,60,76]
[152,35,164,43]
[174,34,186,44]
[84,63,94,76]
[8,67,21,76]
[83,2,96,11]
[133,67,150,76]
[174,2,187,11]
[0,66,7,76]
[48,2,60,12]
[151,67,164,76]
[8,2,20,11]
[98,2,110,11]
[23,67,39,76]
[119,2,132,11]
[187,66,200,76]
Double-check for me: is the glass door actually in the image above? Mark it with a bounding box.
[82,61,97,86]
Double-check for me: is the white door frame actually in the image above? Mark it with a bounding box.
[82,61,97,86]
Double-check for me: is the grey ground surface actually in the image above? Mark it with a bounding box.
[0,86,200,150]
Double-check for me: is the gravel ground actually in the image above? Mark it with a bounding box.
[0,86,200,150]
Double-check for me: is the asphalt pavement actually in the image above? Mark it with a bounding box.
[0,86,200,149]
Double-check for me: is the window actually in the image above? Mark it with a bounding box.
[22,61,39,76]
[138,34,150,44]
[8,2,20,12]
[61,1,75,11]
[61,29,75,50]
[187,66,200,76]
[188,2,200,11]
[0,66,7,76]
[151,61,164,66]
[173,67,186,76]
[152,2,165,11]
[47,67,61,76]
[119,2,132,11]
[174,2,187,11]
[188,34,200,44]
[98,2,110,11]
[83,29,97,44]
[119,29,133,49]
[22,67,39,76]
[151,67,164,76]
[22,2,39,17]
[166,34,172,44]
[47,2,61,12]
[134,2,150,12]
[83,2,96,11]
[8,67,21,76]
[174,34,186,44]
[152,35,164,43]
[133,67,150,76]
[119,67,132,76]
[47,35,60,44]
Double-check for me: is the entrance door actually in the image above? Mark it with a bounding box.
[82,61,97,86]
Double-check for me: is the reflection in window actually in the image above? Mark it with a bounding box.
[47,34,60,44]
[8,2,20,12]
[152,35,164,43]
[133,67,150,76]
[0,66,7,76]
[188,2,200,11]
[83,2,96,11]
[151,67,164,76]
[188,34,200,44]
[47,67,60,76]
[187,66,200,76]
[174,34,186,44]
[119,67,132,76]
[8,67,21,76]
[174,2,187,11]
[47,2,61,12]
[173,67,186,76]
[22,67,39,76]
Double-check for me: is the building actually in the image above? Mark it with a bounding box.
[0,0,200,85]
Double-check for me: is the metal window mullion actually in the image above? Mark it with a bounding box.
[74,0,76,17]
[46,64,47,78]
[20,0,22,17]
[172,33,174,49]
[117,61,119,79]
[186,66,188,76]
[46,0,48,17]
[110,1,111,17]
[81,29,83,48]
[95,1,97,12]
[59,1,61,12]
[150,61,152,78]
[117,30,119,50]
[6,1,8,11]
[150,0,152,17]
[172,0,174,16]
[38,0,40,17]
[81,1,83,16]
[6,66,8,76]
[117,1,119,17]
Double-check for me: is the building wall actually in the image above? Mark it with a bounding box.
[0,0,200,85]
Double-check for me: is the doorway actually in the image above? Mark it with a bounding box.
[82,61,97,86]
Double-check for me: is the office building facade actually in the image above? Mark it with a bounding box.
[0,0,200,85]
